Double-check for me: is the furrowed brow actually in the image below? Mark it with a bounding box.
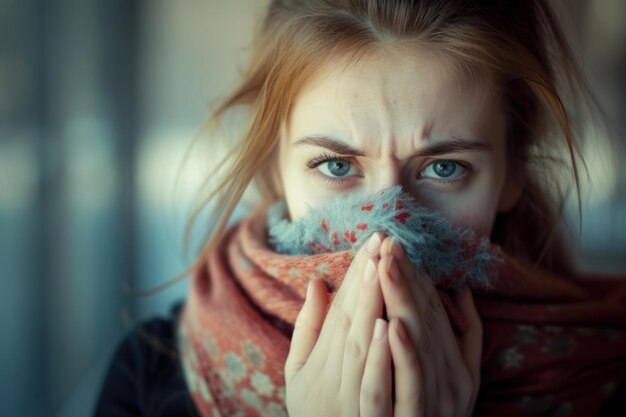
[416,137,492,157]
[293,136,366,156]
[293,135,491,157]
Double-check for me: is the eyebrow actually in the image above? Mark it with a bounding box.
[293,135,492,158]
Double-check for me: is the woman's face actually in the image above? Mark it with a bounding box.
[277,48,521,236]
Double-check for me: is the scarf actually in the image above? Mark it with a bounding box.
[177,187,626,417]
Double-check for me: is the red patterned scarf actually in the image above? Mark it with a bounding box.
[178,206,626,417]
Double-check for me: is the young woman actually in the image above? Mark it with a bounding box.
[96,1,626,416]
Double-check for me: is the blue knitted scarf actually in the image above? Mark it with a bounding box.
[266,185,503,290]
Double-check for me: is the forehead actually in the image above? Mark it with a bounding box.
[284,47,504,148]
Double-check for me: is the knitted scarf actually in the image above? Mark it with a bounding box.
[178,187,626,417]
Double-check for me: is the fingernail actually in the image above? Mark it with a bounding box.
[366,233,381,255]
[373,318,386,341]
[364,259,377,284]
[394,318,408,343]
[383,255,400,284]
[389,238,405,261]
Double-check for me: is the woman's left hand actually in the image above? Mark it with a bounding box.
[377,236,483,417]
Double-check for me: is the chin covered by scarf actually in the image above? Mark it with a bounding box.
[177,186,626,417]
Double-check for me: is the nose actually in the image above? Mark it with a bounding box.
[365,160,410,196]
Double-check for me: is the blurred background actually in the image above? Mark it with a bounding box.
[0,0,625,416]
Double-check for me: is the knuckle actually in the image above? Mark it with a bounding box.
[361,385,386,408]
[344,335,364,360]
[336,308,352,333]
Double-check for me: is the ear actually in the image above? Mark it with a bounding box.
[497,171,524,213]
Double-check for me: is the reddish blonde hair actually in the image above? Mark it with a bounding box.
[165,0,608,290]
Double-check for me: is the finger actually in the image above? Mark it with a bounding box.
[414,267,478,417]
[386,238,479,417]
[457,288,482,379]
[339,256,385,404]
[379,239,438,416]
[386,237,417,287]
[378,253,435,349]
[383,237,439,328]
[360,318,392,417]
[325,233,382,364]
[388,317,423,417]
[284,278,329,383]
[385,238,431,326]
[410,262,472,417]
[417,271,470,373]
[309,233,382,368]
[457,288,483,417]
[435,340,455,417]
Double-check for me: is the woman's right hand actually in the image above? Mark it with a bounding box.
[284,233,421,417]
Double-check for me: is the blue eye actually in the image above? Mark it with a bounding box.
[319,159,356,177]
[306,154,473,186]
[421,160,466,180]
[307,152,360,182]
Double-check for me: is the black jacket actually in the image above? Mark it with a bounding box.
[94,302,200,416]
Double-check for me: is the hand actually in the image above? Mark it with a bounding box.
[377,236,483,417]
[285,232,398,416]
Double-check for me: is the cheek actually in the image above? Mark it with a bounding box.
[414,177,504,236]
[435,153,508,236]
[278,147,327,220]
[282,186,316,221]
[440,195,497,232]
